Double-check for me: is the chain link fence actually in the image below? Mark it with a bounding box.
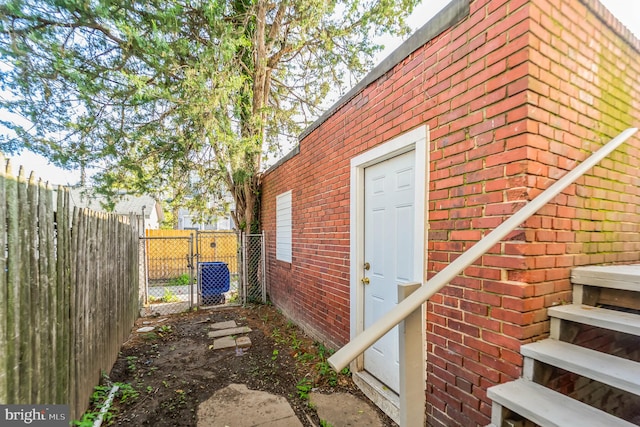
[140,235,195,316]
[139,231,264,316]
[241,233,266,304]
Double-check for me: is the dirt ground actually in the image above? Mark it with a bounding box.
[95,304,396,426]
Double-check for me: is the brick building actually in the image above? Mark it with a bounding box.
[260,0,640,425]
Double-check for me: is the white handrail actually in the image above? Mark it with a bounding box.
[328,128,638,371]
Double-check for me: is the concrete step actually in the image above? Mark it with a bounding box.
[522,339,640,395]
[487,379,636,427]
[548,304,640,336]
[572,264,640,292]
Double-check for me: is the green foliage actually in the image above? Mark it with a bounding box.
[118,382,140,404]
[73,412,98,427]
[158,324,173,334]
[271,317,351,395]
[73,381,139,426]
[296,377,313,400]
[0,0,419,229]
[163,288,180,303]
[126,356,138,373]
[167,274,192,287]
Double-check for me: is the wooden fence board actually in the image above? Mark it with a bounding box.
[54,186,71,403]
[1,163,140,419]
[18,168,31,403]
[28,173,40,404]
[44,181,56,403]
[5,161,20,403]
[0,155,6,403]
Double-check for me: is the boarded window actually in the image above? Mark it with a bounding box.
[276,191,292,263]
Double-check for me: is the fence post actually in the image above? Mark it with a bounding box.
[261,231,267,303]
[241,232,247,305]
[189,234,194,309]
[398,282,425,427]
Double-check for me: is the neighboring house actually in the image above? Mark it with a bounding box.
[176,191,236,231]
[67,187,164,230]
[261,0,640,425]
[177,207,235,231]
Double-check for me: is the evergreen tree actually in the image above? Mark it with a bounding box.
[0,0,417,230]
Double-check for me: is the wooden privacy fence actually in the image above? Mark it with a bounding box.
[0,157,140,420]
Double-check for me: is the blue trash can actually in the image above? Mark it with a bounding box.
[199,262,230,305]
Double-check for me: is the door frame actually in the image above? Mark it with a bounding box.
[349,125,428,418]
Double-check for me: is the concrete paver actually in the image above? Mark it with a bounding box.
[310,392,385,427]
[236,336,252,349]
[197,383,302,427]
[208,326,252,339]
[210,320,238,330]
[212,336,236,350]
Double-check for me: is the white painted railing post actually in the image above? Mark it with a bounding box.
[398,282,425,427]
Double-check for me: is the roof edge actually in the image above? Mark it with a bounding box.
[298,0,470,142]
[263,144,301,175]
[580,0,640,54]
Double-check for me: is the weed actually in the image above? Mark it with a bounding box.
[320,420,334,427]
[126,356,138,373]
[316,360,339,386]
[74,381,139,426]
[163,288,180,303]
[296,377,313,400]
[228,292,240,304]
[296,353,315,363]
[90,385,110,405]
[271,349,279,361]
[167,274,192,287]
[73,412,98,427]
[118,382,139,404]
[158,325,173,335]
[290,333,302,351]
[143,332,157,341]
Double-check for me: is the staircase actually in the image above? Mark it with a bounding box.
[488,264,640,427]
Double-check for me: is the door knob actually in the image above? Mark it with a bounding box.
[364,262,370,270]
[361,277,370,285]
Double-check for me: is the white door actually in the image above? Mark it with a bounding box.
[363,150,416,393]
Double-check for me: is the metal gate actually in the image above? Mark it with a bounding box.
[139,231,265,316]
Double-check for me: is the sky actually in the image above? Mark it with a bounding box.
[4,0,640,186]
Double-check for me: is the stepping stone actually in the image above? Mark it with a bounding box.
[210,320,237,330]
[197,384,302,427]
[136,326,155,333]
[236,336,252,349]
[212,336,237,350]
[207,326,251,339]
[310,392,384,427]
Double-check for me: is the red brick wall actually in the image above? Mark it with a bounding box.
[261,0,640,425]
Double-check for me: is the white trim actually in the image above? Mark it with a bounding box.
[349,125,428,417]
